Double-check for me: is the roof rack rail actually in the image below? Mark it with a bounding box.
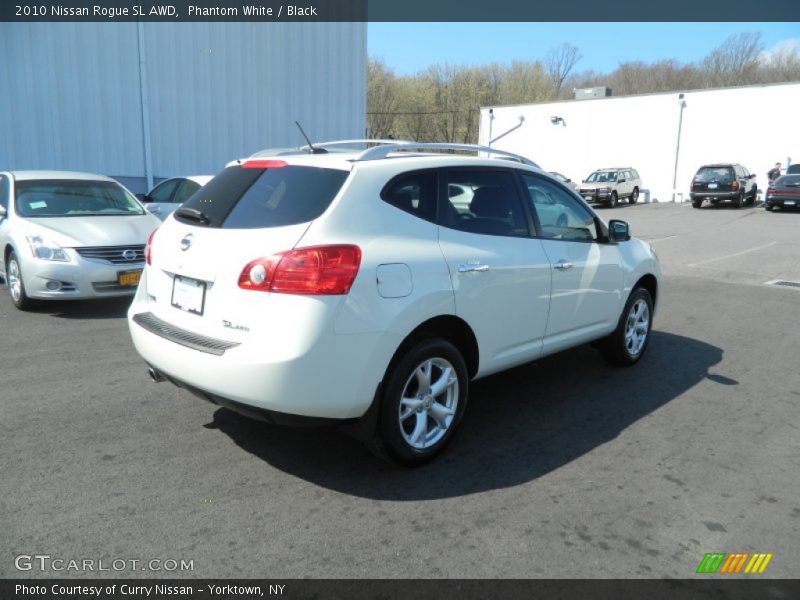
[309,139,416,149]
[357,142,539,168]
[250,139,415,159]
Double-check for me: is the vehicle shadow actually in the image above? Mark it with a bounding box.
[207,331,726,500]
[30,296,130,319]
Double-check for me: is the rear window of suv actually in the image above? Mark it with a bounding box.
[175,163,349,229]
[695,167,734,183]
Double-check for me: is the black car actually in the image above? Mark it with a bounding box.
[690,163,758,209]
[765,175,800,211]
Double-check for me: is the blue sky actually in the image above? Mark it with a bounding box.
[368,23,800,74]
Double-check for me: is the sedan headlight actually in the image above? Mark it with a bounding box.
[26,235,69,262]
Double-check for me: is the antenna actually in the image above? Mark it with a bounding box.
[294,121,327,154]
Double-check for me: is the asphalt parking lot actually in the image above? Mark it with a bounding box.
[2,202,799,579]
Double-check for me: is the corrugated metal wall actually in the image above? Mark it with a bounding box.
[0,22,366,190]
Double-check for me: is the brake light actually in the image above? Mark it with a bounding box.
[731,181,740,191]
[690,181,697,191]
[241,159,288,169]
[145,228,157,266]
[238,245,362,295]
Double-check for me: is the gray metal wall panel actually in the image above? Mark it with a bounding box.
[142,22,366,177]
[0,23,146,176]
[0,22,366,183]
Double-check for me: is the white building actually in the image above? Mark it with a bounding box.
[0,22,366,193]
[479,82,800,202]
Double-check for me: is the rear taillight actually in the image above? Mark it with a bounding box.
[731,181,740,191]
[145,228,157,266]
[690,181,697,191]
[238,245,362,295]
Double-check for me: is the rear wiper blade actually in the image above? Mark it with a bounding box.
[175,207,210,225]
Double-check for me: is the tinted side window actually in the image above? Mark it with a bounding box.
[380,170,437,223]
[521,174,599,242]
[172,180,201,204]
[0,175,8,210]
[439,169,529,238]
[149,179,179,203]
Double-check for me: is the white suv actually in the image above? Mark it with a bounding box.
[128,142,661,466]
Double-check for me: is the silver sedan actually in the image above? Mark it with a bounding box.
[0,171,160,310]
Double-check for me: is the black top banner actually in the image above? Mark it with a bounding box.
[2,0,799,21]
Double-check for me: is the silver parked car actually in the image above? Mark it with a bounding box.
[137,175,213,220]
[0,171,160,310]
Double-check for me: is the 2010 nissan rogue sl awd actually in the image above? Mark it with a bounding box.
[128,141,661,466]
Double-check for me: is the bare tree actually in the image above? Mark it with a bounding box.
[701,32,764,87]
[544,43,582,98]
[366,58,399,138]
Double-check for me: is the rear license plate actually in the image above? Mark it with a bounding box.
[786,200,796,206]
[708,183,718,189]
[118,270,142,287]
[171,275,206,315]
[584,196,593,201]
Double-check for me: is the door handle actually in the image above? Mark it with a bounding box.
[554,260,573,271]
[457,264,490,273]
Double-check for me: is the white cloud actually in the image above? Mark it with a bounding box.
[759,38,800,64]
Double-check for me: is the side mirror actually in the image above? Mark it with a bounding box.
[136,193,150,203]
[608,219,630,243]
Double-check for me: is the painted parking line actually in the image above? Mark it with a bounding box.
[688,242,779,267]
[646,235,678,243]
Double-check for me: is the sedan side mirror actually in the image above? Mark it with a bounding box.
[608,219,631,243]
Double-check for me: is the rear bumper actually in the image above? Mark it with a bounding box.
[690,191,739,202]
[765,196,800,209]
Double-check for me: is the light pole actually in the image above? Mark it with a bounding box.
[671,93,686,203]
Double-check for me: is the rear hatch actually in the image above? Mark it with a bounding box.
[143,160,351,341]
[692,166,736,193]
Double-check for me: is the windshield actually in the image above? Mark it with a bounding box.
[694,167,734,183]
[15,180,144,218]
[586,171,617,183]
[774,175,800,187]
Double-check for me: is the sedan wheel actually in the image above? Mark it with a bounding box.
[6,251,35,311]
[372,338,468,466]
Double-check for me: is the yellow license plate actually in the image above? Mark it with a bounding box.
[118,270,142,287]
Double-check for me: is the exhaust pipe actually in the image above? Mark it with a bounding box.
[148,367,166,383]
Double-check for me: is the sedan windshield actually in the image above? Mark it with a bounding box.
[586,171,617,183]
[15,180,144,217]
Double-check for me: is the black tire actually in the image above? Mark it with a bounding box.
[609,191,618,208]
[628,187,639,205]
[370,338,469,467]
[5,250,36,311]
[749,186,758,205]
[598,287,654,366]
[692,200,702,209]
[735,190,744,208]
[765,204,774,212]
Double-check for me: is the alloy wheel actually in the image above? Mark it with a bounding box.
[624,299,650,357]
[398,357,459,450]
